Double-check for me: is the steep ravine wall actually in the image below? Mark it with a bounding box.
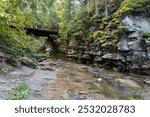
[63,0,150,74]
[65,16,150,74]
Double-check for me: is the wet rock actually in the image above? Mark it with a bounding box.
[38,61,50,66]
[20,57,37,69]
[115,79,141,88]
[34,55,47,62]
[40,66,55,71]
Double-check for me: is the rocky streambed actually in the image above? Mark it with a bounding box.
[0,58,150,100]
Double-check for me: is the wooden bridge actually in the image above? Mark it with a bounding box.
[24,27,58,36]
[9,25,58,37]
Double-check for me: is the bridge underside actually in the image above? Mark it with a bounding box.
[25,27,58,37]
[9,25,58,37]
[9,25,59,53]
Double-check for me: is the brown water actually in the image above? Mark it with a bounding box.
[0,59,150,100]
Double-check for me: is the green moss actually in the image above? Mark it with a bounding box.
[143,32,150,38]
[113,0,149,17]
[99,38,105,43]
[93,31,101,38]
[112,18,120,24]
[113,4,133,17]
[118,25,126,31]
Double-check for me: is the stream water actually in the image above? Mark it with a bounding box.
[0,58,150,100]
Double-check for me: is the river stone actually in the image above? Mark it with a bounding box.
[20,57,37,69]
[144,80,150,84]
[141,64,150,70]
[102,53,120,60]
[40,66,56,71]
[115,79,141,88]
[97,78,102,82]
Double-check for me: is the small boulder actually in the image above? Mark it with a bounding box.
[117,38,129,51]
[115,79,141,88]
[20,57,37,69]
[102,53,120,60]
[97,78,102,82]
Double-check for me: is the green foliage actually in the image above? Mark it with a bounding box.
[0,0,41,64]
[57,0,91,41]
[113,0,149,17]
[118,25,126,31]
[0,0,149,61]
[9,83,31,100]
[16,0,57,27]
[143,32,150,38]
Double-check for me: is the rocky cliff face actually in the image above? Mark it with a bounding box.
[65,0,150,74]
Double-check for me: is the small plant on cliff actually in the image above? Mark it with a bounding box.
[0,67,10,75]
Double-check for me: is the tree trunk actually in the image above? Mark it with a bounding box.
[105,0,108,18]
[95,0,99,14]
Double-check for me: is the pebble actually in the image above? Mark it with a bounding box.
[97,78,102,82]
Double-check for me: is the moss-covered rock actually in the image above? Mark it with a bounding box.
[143,32,150,38]
[90,0,149,47]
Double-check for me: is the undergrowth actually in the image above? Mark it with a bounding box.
[9,83,31,100]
